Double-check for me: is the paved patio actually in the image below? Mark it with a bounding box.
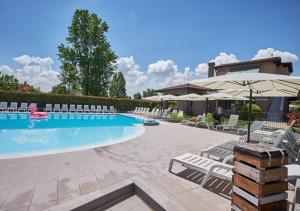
[0,122,240,210]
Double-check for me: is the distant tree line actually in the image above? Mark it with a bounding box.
[133,88,158,99]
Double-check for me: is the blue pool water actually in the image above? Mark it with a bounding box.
[0,113,144,157]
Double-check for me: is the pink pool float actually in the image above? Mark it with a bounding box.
[29,103,48,119]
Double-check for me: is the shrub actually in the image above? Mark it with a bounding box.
[205,113,214,123]
[240,103,261,120]
[0,91,159,112]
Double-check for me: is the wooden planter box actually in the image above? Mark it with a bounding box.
[232,143,288,211]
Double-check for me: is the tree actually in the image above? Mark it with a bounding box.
[109,72,126,98]
[0,73,19,91]
[133,92,142,99]
[142,88,157,97]
[51,83,69,94]
[58,9,117,96]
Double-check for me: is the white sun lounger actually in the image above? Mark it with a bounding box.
[18,103,28,112]
[69,104,76,112]
[169,153,233,187]
[90,105,96,113]
[61,104,68,112]
[96,105,102,113]
[102,106,108,113]
[109,106,115,113]
[237,121,265,135]
[7,102,18,112]
[53,104,61,112]
[76,105,83,112]
[44,104,52,112]
[0,102,8,111]
[84,105,90,113]
[216,115,239,131]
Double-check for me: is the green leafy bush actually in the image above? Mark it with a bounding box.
[205,113,214,123]
[240,103,261,120]
[0,91,159,112]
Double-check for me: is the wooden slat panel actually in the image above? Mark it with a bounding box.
[232,193,258,211]
[233,186,288,206]
[234,152,287,169]
[233,174,288,197]
[232,194,287,211]
[234,161,287,183]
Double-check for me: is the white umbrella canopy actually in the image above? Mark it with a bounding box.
[176,93,206,101]
[203,92,249,101]
[189,72,300,142]
[221,89,299,97]
[190,72,300,92]
[142,94,177,101]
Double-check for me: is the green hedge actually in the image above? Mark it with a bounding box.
[0,91,159,112]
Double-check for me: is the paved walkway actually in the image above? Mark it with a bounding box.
[0,122,239,211]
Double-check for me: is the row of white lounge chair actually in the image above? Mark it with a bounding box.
[132,107,184,120]
[0,102,117,113]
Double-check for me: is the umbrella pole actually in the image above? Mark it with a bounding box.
[205,98,208,114]
[247,89,253,142]
[161,99,163,117]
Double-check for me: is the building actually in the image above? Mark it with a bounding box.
[156,83,212,115]
[208,57,293,120]
[157,57,295,119]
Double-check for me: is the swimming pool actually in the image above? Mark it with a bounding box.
[0,113,144,158]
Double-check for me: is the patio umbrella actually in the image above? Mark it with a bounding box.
[203,92,249,101]
[189,72,300,142]
[176,93,206,101]
[220,89,299,97]
[142,94,177,101]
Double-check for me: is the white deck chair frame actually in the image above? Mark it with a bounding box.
[84,105,90,113]
[8,102,18,112]
[0,102,8,111]
[216,115,239,131]
[18,103,28,112]
[45,104,52,112]
[53,104,61,112]
[69,104,76,112]
[76,105,83,113]
[169,153,233,187]
[61,104,68,112]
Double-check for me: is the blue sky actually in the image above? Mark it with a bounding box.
[0,0,299,94]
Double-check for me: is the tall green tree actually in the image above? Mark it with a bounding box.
[142,88,157,97]
[0,73,19,91]
[58,9,117,96]
[51,83,69,94]
[109,72,126,98]
[133,92,142,99]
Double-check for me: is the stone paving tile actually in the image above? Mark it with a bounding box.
[57,177,80,204]
[1,185,35,211]
[36,167,58,184]
[77,175,99,195]
[29,180,57,211]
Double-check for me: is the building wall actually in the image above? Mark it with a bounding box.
[215,61,290,76]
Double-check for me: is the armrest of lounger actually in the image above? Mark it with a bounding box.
[222,154,234,164]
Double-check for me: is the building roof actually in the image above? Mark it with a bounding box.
[155,83,212,92]
[212,57,293,73]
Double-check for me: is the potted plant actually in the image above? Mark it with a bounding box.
[205,113,215,129]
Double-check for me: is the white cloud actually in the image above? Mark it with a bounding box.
[116,56,148,95]
[0,55,59,92]
[210,52,240,65]
[195,63,209,76]
[251,48,299,63]
[0,65,14,75]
